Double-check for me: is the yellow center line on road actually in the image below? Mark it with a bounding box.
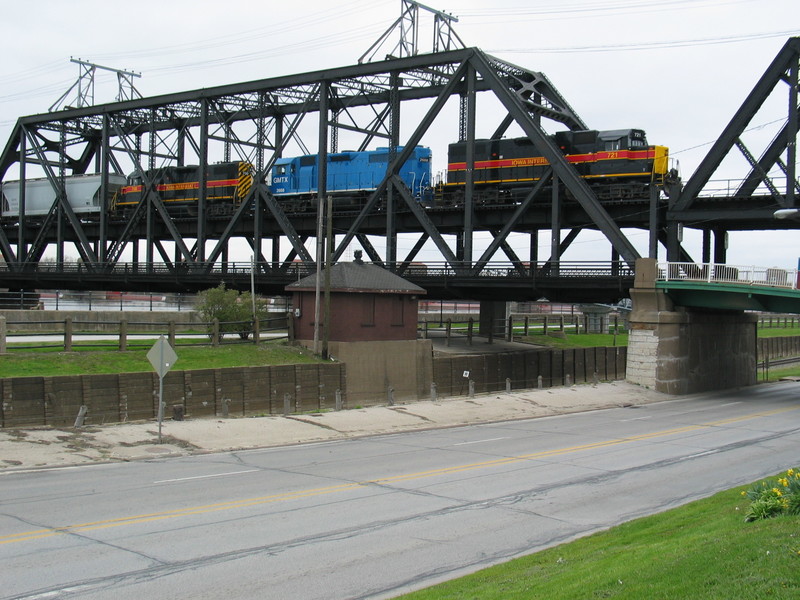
[2,405,796,546]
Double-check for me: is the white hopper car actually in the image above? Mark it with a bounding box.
[1,174,127,219]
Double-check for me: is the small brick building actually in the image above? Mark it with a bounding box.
[286,255,432,404]
[286,255,425,343]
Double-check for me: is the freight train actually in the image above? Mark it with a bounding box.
[0,129,669,222]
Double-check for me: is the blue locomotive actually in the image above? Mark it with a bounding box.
[270,146,432,212]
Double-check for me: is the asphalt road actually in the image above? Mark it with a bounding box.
[1,384,799,600]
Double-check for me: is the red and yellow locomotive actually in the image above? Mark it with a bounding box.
[441,128,670,205]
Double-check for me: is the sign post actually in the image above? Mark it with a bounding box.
[147,336,178,443]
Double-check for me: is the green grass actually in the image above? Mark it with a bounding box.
[761,364,800,382]
[518,332,628,349]
[400,479,800,600]
[0,340,322,377]
[519,325,799,350]
[758,326,800,337]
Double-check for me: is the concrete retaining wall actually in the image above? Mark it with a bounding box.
[432,347,627,397]
[0,363,346,428]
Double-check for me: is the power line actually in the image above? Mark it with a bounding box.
[489,29,799,54]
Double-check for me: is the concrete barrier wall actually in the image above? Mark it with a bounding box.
[0,310,203,332]
[4,337,794,428]
[1,363,346,428]
[432,347,626,396]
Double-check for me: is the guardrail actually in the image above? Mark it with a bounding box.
[657,262,799,290]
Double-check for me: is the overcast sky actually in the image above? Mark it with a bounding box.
[0,0,798,269]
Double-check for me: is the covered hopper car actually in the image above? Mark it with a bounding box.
[1,174,127,221]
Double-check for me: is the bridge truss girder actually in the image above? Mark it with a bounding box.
[666,36,800,262]
[1,47,642,290]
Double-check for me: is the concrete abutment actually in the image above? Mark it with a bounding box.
[626,258,757,394]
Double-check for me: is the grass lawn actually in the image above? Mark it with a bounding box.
[518,331,628,349]
[518,326,800,350]
[0,340,322,377]
[400,476,800,599]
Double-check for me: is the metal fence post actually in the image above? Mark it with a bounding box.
[64,317,73,352]
[119,319,127,352]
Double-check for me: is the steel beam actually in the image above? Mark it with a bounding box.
[674,37,800,211]
[472,168,553,273]
[472,50,640,265]
[332,58,470,263]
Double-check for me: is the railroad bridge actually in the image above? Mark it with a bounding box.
[0,21,796,295]
[0,4,797,394]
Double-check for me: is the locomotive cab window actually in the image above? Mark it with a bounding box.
[276,165,287,175]
[605,139,622,151]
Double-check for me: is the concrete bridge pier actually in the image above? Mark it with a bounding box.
[626,258,757,394]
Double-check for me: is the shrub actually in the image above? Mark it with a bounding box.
[195,284,270,340]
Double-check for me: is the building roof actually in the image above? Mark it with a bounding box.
[286,260,425,295]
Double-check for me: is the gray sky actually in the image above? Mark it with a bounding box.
[0,0,798,269]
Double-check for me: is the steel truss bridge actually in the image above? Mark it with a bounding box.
[0,7,797,303]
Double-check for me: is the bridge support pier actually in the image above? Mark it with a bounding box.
[626,258,757,394]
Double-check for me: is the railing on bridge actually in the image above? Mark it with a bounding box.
[696,176,791,198]
[658,262,799,290]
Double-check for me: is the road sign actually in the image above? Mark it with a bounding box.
[147,336,178,443]
[147,336,178,378]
